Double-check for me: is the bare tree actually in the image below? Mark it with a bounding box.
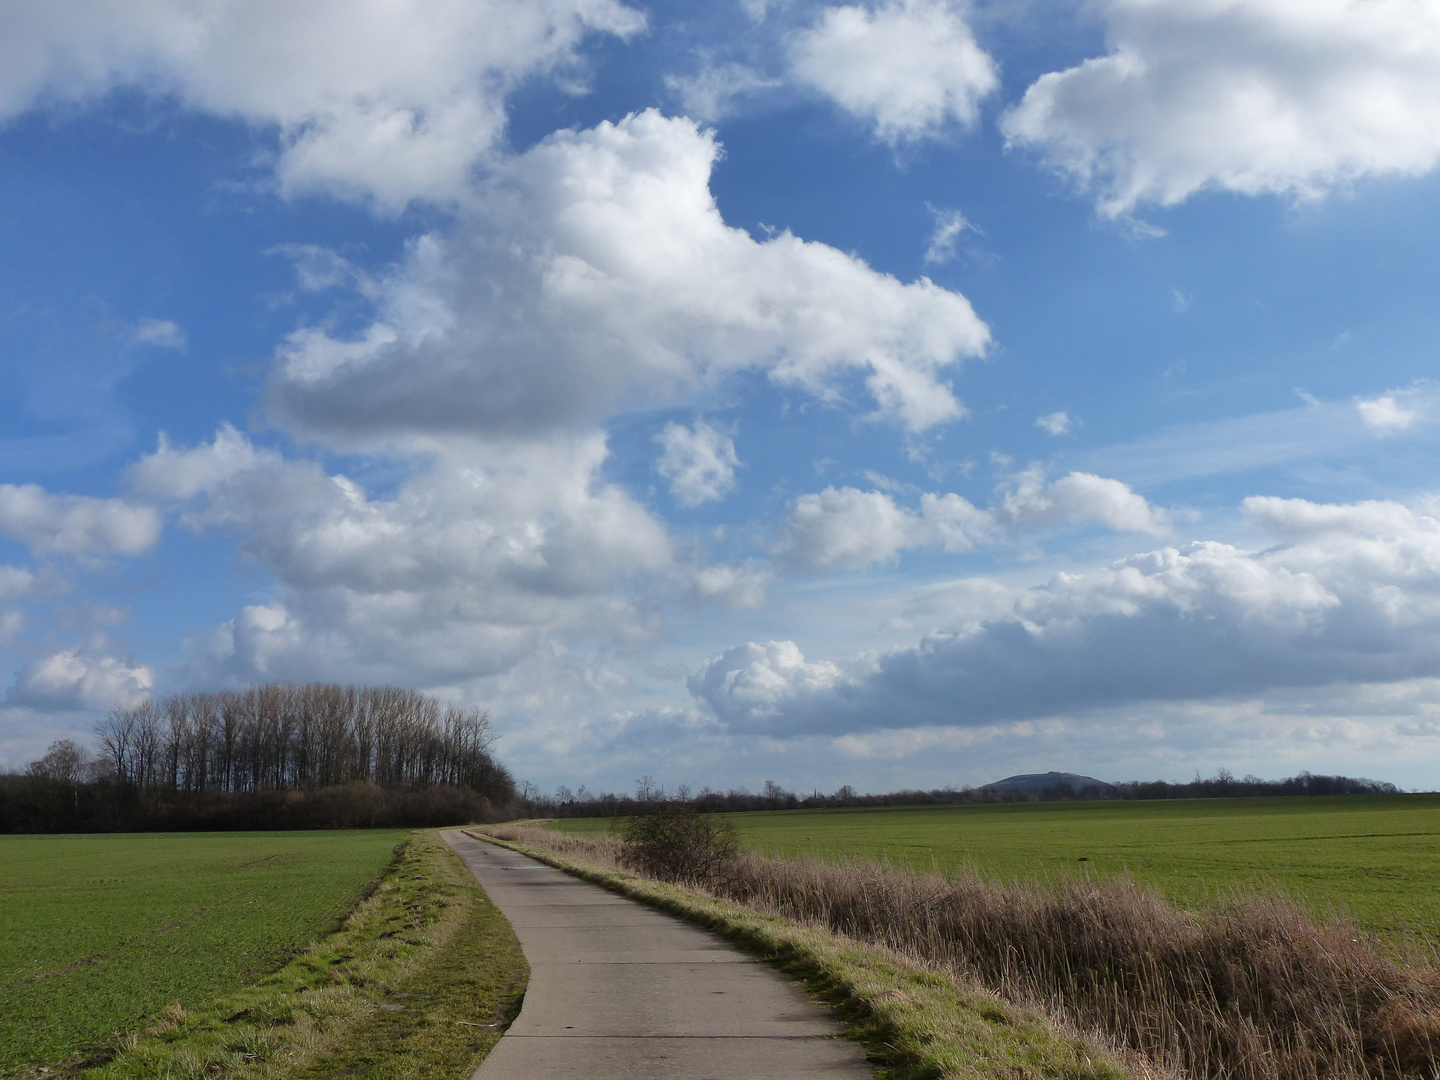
[87,683,513,803]
[27,739,91,784]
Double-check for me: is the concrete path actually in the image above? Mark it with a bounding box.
[442,829,874,1080]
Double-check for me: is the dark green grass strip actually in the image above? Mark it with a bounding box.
[285,867,526,1080]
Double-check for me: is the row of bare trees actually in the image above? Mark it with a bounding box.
[94,683,512,801]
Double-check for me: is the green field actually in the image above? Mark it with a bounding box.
[0,830,406,1070]
[555,795,1440,942]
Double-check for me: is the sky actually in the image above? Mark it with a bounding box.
[3,0,1440,797]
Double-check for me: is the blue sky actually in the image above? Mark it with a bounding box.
[4,0,1440,796]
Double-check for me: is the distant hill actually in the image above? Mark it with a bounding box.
[981,772,1117,797]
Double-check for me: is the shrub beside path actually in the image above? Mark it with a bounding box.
[441,829,873,1079]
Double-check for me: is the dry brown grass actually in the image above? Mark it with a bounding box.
[491,823,1439,1080]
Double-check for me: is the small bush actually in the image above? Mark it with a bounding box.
[617,801,737,885]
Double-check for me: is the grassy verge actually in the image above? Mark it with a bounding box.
[34,831,527,1080]
[471,825,1135,1080]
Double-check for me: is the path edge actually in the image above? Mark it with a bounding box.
[465,828,1136,1080]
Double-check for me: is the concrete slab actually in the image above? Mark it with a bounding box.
[510,962,838,1037]
[477,1035,872,1079]
[442,830,874,1079]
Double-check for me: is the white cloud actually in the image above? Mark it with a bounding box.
[266,110,991,441]
[775,470,1165,570]
[130,318,186,349]
[656,420,740,506]
[776,486,934,569]
[791,0,998,144]
[1240,495,1418,542]
[774,486,999,569]
[665,62,780,121]
[695,496,1440,735]
[0,0,645,210]
[130,424,270,502]
[0,484,160,558]
[270,243,380,295]
[687,640,844,726]
[0,566,34,602]
[0,568,32,648]
[1356,394,1419,434]
[133,426,679,685]
[6,650,154,712]
[692,562,771,609]
[1035,410,1072,435]
[994,467,1168,536]
[923,205,971,265]
[1003,0,1440,215]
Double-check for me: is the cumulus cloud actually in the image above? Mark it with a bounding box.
[774,485,993,569]
[267,110,990,442]
[129,424,270,502]
[687,640,844,726]
[133,426,679,684]
[0,484,160,558]
[791,0,998,144]
[774,470,1164,569]
[1356,394,1419,434]
[694,496,1440,735]
[0,0,644,210]
[6,650,154,712]
[1035,410,1072,435]
[994,467,1168,536]
[1003,0,1440,215]
[692,562,771,609]
[656,420,740,506]
[777,487,929,569]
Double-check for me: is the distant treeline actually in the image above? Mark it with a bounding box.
[1112,770,1400,801]
[0,683,518,833]
[528,770,1401,818]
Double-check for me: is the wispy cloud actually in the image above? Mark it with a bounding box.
[1078,385,1440,489]
[923,204,973,265]
[130,318,186,350]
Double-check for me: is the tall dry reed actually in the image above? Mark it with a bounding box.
[490,824,1439,1080]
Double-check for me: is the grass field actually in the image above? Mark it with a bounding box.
[554,794,1440,942]
[0,830,406,1071]
[87,830,527,1080]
